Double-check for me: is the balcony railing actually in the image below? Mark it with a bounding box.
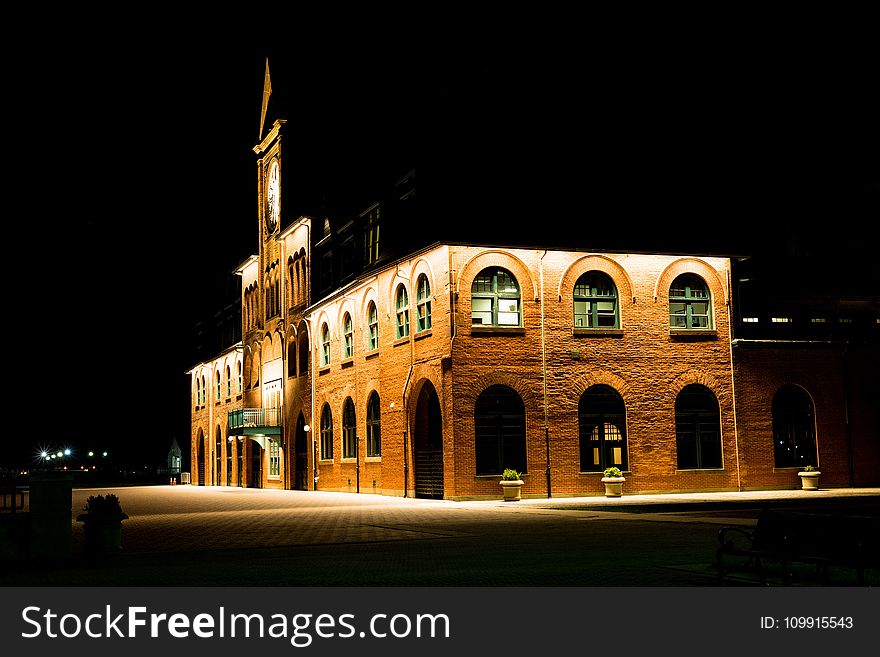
[228,408,281,432]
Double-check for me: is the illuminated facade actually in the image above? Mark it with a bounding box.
[189,86,879,500]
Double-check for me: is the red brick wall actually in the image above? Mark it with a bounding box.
[733,343,880,489]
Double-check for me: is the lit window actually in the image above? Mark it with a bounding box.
[367,391,381,457]
[742,317,759,323]
[838,318,852,324]
[364,206,381,266]
[321,323,330,366]
[579,385,627,471]
[675,384,722,469]
[573,271,618,329]
[342,398,357,459]
[367,301,379,351]
[416,274,432,332]
[268,439,280,477]
[771,317,791,323]
[320,404,333,460]
[471,267,521,327]
[669,274,711,329]
[343,313,353,359]
[396,285,410,339]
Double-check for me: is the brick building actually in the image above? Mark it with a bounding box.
[189,69,879,499]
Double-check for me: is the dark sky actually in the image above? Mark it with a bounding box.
[8,22,877,468]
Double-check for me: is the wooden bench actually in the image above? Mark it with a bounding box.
[717,508,880,585]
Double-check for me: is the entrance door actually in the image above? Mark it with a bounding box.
[197,431,205,486]
[250,440,263,488]
[294,413,308,490]
[414,382,444,499]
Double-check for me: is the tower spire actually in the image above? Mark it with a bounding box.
[259,57,272,140]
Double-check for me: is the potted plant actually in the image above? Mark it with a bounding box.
[499,468,525,501]
[601,467,625,497]
[76,493,129,556]
[797,465,821,491]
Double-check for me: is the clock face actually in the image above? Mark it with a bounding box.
[266,159,280,233]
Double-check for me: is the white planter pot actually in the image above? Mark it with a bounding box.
[798,472,821,491]
[601,477,625,497]
[500,479,524,501]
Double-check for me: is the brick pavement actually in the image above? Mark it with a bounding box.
[4,485,878,586]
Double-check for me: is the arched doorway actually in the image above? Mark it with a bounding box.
[197,430,205,486]
[250,439,263,488]
[215,427,222,486]
[294,413,308,490]
[414,381,443,499]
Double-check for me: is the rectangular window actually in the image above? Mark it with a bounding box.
[472,297,493,325]
[742,317,759,323]
[771,317,792,323]
[810,318,826,323]
[269,440,280,477]
[497,299,520,325]
[364,206,381,265]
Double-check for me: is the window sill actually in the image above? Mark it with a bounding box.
[414,329,433,341]
[578,470,631,476]
[341,358,354,369]
[318,459,334,465]
[340,457,357,464]
[365,456,382,463]
[365,350,380,360]
[674,468,725,474]
[267,475,281,481]
[669,329,717,340]
[470,326,525,336]
[573,328,623,337]
[393,336,410,347]
[474,473,529,479]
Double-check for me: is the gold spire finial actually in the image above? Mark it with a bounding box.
[259,57,272,140]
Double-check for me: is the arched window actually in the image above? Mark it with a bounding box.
[367,391,381,457]
[226,366,231,398]
[471,267,521,326]
[367,301,379,351]
[669,274,712,329]
[342,312,353,359]
[416,274,432,332]
[298,331,309,376]
[395,285,410,339]
[342,397,357,459]
[320,403,333,460]
[215,371,221,401]
[237,361,242,393]
[288,258,295,308]
[574,272,619,329]
[287,339,296,377]
[321,323,331,366]
[474,385,527,475]
[195,378,201,408]
[675,384,722,469]
[579,385,627,471]
[772,385,817,468]
[201,376,206,404]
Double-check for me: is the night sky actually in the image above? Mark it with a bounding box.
[9,23,877,469]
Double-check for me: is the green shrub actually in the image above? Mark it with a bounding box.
[603,467,623,478]
[501,468,523,481]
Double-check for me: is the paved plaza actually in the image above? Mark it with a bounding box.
[3,486,879,586]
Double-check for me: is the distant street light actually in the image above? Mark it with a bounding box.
[64,449,71,456]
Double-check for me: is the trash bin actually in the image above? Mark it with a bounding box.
[28,472,73,560]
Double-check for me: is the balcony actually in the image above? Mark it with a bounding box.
[228,408,282,436]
